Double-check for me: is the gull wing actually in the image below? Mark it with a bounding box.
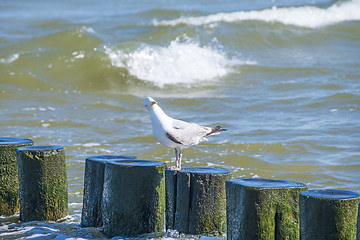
[167,118,210,146]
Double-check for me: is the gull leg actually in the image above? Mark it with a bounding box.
[168,148,181,170]
[174,148,179,168]
[179,148,182,170]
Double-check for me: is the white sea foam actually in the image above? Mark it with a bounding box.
[26,233,51,239]
[0,226,35,236]
[80,26,95,34]
[72,51,85,59]
[69,202,83,208]
[153,0,360,28]
[82,142,101,147]
[104,38,252,87]
[22,107,56,112]
[0,53,20,64]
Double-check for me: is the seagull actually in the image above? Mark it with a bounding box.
[144,97,226,170]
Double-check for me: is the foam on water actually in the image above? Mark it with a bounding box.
[153,0,360,28]
[0,53,20,64]
[104,38,251,87]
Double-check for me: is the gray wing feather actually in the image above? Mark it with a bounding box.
[168,119,210,146]
[166,132,183,144]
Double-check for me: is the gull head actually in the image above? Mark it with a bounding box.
[144,97,157,110]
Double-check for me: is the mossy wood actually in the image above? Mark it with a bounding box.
[299,189,360,240]
[17,145,68,221]
[0,137,33,216]
[81,155,136,227]
[102,159,166,237]
[226,178,307,240]
[166,167,231,236]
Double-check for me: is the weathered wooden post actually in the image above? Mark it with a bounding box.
[17,145,68,221]
[81,155,136,227]
[299,189,360,240]
[166,167,231,236]
[0,137,33,216]
[102,159,166,237]
[226,178,307,240]
[165,169,177,230]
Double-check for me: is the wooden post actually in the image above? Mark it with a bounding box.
[299,189,360,240]
[165,169,177,230]
[0,137,33,216]
[17,145,68,221]
[166,167,231,236]
[226,178,307,240]
[81,155,136,227]
[102,159,166,237]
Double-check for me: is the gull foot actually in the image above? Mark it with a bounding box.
[167,166,181,171]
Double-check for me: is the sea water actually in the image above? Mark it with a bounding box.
[1,0,360,239]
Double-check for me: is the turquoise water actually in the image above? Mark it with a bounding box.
[1,0,360,238]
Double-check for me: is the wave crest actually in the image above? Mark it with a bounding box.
[152,0,360,28]
[103,38,250,87]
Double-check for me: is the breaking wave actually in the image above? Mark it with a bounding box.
[152,0,360,28]
[103,38,254,87]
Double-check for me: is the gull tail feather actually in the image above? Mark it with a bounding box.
[206,125,227,136]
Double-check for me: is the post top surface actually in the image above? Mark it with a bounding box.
[87,155,136,163]
[167,166,231,175]
[110,159,166,167]
[17,145,63,151]
[0,137,33,145]
[300,189,360,200]
[228,178,307,188]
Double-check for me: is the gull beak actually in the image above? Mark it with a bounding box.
[151,100,157,106]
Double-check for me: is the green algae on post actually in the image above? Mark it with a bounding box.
[102,159,166,237]
[299,189,360,240]
[16,145,68,221]
[166,167,231,236]
[226,178,307,240]
[81,155,136,227]
[0,137,33,216]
